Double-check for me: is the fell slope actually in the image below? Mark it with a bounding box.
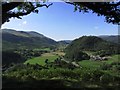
[2,29,57,50]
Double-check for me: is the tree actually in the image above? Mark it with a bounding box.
[2,1,53,25]
[2,50,25,67]
[65,49,90,61]
[66,2,120,25]
[45,59,48,64]
[1,0,120,26]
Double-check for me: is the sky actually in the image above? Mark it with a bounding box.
[1,2,118,41]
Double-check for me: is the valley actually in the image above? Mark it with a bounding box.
[2,29,120,89]
[24,52,59,65]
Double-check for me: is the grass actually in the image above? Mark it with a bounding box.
[24,53,59,65]
[79,60,102,69]
[33,48,51,51]
[52,51,65,56]
[78,54,120,70]
[3,51,120,88]
[40,48,51,51]
[3,65,120,88]
[102,55,120,64]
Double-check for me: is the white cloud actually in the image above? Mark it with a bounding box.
[22,21,27,25]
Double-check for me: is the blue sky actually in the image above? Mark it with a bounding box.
[1,2,118,41]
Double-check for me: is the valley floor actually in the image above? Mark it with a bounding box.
[2,50,120,89]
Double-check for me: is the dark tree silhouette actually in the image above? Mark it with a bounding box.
[66,2,120,25]
[45,59,49,64]
[1,1,120,26]
[2,2,53,25]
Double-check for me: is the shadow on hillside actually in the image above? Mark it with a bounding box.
[2,76,120,90]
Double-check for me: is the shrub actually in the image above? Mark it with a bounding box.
[100,63,112,70]
[65,50,90,61]
[100,74,114,85]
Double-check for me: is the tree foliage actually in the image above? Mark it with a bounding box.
[67,2,120,25]
[3,64,120,88]
[2,50,25,67]
[2,1,53,24]
[1,1,120,26]
[65,49,90,61]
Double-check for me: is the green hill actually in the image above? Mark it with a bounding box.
[2,29,57,50]
[65,36,119,55]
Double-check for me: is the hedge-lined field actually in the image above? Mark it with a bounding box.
[24,53,59,65]
[78,55,120,69]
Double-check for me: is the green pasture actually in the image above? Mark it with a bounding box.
[79,60,102,69]
[24,53,59,65]
[102,55,120,64]
[78,54,120,69]
[33,48,51,51]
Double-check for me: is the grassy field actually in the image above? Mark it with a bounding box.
[79,60,103,69]
[24,53,59,65]
[3,51,120,88]
[52,51,65,56]
[78,54,120,69]
[25,50,120,68]
[33,48,51,51]
[102,55,120,64]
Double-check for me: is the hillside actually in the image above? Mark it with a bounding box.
[2,29,57,50]
[57,40,72,49]
[65,36,119,54]
[58,40,72,45]
[99,35,119,44]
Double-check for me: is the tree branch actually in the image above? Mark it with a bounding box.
[2,2,53,25]
[7,3,53,19]
[2,2,23,13]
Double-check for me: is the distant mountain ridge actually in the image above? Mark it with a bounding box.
[58,40,72,45]
[2,29,57,50]
[2,29,119,51]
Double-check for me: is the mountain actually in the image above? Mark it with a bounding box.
[65,36,119,53]
[2,29,57,50]
[58,40,72,45]
[99,35,119,44]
